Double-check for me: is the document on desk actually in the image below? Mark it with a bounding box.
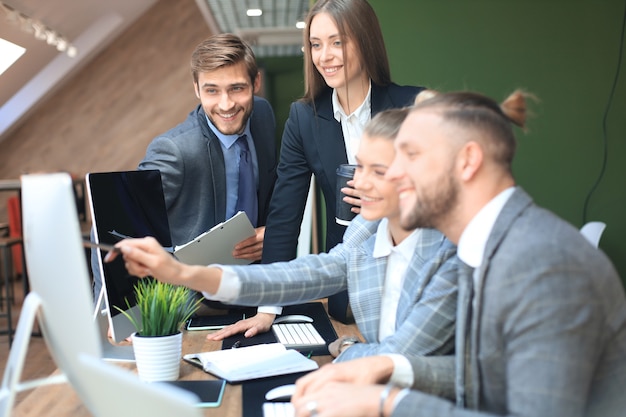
[173,211,255,266]
[183,343,318,383]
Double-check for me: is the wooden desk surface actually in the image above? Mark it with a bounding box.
[13,308,360,417]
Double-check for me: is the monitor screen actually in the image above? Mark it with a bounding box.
[86,170,173,346]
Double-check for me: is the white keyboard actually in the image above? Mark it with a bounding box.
[272,322,326,349]
[263,402,294,417]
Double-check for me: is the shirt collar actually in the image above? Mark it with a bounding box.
[204,114,252,149]
[373,217,422,259]
[332,81,372,123]
[457,187,516,268]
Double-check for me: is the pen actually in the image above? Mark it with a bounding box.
[296,350,313,358]
[82,240,121,254]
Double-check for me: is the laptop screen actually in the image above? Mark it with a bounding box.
[87,170,173,318]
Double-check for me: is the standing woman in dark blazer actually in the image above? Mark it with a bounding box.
[210,0,425,339]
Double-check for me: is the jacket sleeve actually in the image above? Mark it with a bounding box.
[138,135,184,210]
[230,250,350,306]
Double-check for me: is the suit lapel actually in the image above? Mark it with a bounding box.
[313,92,348,187]
[350,239,386,341]
[455,262,475,408]
[467,187,534,408]
[370,83,394,115]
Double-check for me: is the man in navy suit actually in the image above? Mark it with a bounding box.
[92,34,277,301]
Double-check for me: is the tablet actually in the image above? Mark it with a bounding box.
[186,312,248,331]
[174,211,255,266]
[162,380,226,408]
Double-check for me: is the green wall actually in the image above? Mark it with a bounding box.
[369,0,626,283]
[259,56,305,145]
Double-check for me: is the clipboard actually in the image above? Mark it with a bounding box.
[173,211,255,266]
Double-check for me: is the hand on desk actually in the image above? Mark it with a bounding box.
[232,226,265,261]
[292,382,392,417]
[293,356,395,398]
[291,356,398,417]
[207,312,275,340]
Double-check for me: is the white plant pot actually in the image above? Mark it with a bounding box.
[131,332,182,382]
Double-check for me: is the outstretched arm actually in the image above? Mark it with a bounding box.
[107,237,223,294]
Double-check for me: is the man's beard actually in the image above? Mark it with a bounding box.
[401,170,459,232]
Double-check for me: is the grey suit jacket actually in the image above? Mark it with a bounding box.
[393,187,626,417]
[139,98,277,246]
[224,215,460,359]
[92,98,276,300]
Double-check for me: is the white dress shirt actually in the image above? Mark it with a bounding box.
[387,187,516,390]
[332,82,372,164]
[373,218,421,339]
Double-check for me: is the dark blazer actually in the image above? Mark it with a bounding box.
[139,97,277,246]
[262,83,423,263]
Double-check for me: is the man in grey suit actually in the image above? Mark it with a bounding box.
[138,34,276,251]
[290,90,626,417]
[92,34,277,301]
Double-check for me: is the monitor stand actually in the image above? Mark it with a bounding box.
[0,293,68,415]
[93,288,135,362]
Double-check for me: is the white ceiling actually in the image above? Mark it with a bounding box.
[0,0,308,142]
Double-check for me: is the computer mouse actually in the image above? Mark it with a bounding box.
[273,314,314,324]
[265,384,297,401]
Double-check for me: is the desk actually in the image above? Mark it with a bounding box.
[13,307,360,417]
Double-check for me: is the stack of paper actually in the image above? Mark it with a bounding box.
[183,343,318,383]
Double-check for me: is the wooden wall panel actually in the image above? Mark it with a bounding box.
[0,0,212,220]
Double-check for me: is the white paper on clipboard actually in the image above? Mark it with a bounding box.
[173,211,255,266]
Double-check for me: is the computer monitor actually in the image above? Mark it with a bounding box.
[8,172,201,417]
[4,173,102,410]
[86,170,173,355]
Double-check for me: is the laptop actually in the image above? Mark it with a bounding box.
[87,170,256,351]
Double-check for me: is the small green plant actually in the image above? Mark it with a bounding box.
[116,279,201,337]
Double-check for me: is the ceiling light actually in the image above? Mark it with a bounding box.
[0,1,78,58]
[246,9,262,17]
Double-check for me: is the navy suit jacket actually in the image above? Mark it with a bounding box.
[262,83,423,263]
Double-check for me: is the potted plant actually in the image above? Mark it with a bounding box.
[117,279,201,382]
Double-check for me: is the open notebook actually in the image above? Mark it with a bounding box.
[183,343,318,383]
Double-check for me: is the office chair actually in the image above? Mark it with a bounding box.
[580,221,606,248]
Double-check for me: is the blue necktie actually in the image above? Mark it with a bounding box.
[236,135,258,227]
